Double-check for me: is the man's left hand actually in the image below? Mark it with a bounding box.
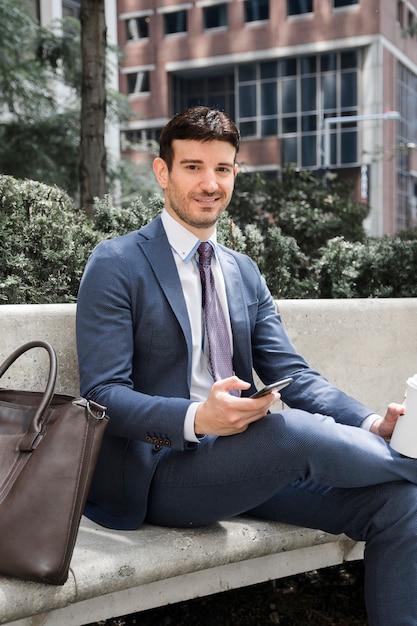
[370,403,405,440]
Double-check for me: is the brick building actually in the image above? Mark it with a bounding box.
[117,0,417,236]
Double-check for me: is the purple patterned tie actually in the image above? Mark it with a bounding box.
[198,242,238,393]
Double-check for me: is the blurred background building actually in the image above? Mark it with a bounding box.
[30,0,417,236]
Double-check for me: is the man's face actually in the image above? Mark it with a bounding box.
[153,139,238,237]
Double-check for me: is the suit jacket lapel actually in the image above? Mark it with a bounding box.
[217,247,253,380]
[138,218,193,364]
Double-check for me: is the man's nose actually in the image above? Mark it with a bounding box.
[199,170,219,193]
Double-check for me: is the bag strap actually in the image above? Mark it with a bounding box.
[0,340,58,451]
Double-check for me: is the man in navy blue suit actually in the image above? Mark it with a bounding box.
[77,107,417,625]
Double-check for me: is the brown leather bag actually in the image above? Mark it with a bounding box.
[0,340,109,585]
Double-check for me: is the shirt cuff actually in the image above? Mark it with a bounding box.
[184,402,203,443]
[361,413,382,431]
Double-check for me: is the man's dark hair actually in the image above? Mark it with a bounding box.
[159,106,240,170]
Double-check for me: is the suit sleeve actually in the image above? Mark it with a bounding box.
[241,255,374,428]
[76,237,194,451]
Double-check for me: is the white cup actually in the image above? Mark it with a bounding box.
[390,374,417,458]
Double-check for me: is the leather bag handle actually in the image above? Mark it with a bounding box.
[0,340,58,451]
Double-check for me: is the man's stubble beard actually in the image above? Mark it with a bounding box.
[167,189,231,231]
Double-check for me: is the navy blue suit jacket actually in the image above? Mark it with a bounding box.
[76,215,373,529]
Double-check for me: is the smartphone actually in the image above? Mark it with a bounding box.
[250,377,293,399]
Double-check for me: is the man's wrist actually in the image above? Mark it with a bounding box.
[361,413,382,432]
[184,402,203,443]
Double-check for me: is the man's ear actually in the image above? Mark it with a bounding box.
[234,163,239,177]
[153,157,169,189]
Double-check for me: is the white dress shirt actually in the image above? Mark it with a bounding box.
[161,209,233,442]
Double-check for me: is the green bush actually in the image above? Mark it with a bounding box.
[0,175,98,303]
[354,237,417,298]
[260,227,312,299]
[229,165,368,259]
[312,236,417,298]
[2,175,417,304]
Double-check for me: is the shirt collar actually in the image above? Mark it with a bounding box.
[161,209,218,264]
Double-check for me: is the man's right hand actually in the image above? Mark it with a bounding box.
[194,376,280,436]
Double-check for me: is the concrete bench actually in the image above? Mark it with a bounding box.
[1,299,416,626]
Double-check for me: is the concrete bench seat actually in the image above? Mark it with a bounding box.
[1,517,363,626]
[1,299,416,626]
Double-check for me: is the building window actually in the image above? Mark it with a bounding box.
[126,16,150,41]
[397,1,404,26]
[164,10,187,35]
[127,71,150,95]
[333,0,358,6]
[28,0,40,20]
[244,0,269,22]
[62,0,81,18]
[172,72,235,118]
[287,0,313,16]
[397,62,417,230]
[121,127,162,151]
[236,50,359,169]
[203,3,228,29]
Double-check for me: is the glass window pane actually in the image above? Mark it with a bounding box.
[126,17,149,40]
[300,56,316,74]
[302,115,316,131]
[188,78,205,95]
[186,96,202,107]
[287,0,313,15]
[204,4,227,28]
[262,118,278,136]
[301,76,316,111]
[280,58,297,77]
[240,121,257,137]
[62,0,80,18]
[334,0,358,7]
[341,72,357,107]
[321,74,337,110]
[164,10,187,34]
[261,61,277,79]
[208,94,226,110]
[245,0,269,22]
[239,84,257,117]
[330,133,337,166]
[239,64,257,82]
[302,134,316,167]
[281,137,298,163]
[207,75,224,91]
[261,82,277,115]
[127,71,149,94]
[341,130,357,164]
[341,50,358,69]
[282,79,297,113]
[282,117,297,133]
[321,53,337,72]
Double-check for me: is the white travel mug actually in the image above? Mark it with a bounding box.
[390,374,417,458]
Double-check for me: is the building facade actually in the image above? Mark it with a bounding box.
[116,0,417,236]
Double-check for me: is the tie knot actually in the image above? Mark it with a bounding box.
[198,241,214,267]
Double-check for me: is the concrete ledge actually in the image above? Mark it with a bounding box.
[1,517,362,626]
[277,298,417,415]
[0,304,79,396]
[1,299,416,625]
